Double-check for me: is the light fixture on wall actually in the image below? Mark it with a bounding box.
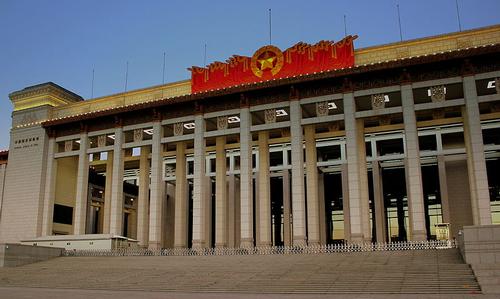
[328,102,337,109]
[427,87,447,96]
[384,95,390,102]
[143,128,153,135]
[228,116,240,123]
[276,109,288,117]
[184,122,195,130]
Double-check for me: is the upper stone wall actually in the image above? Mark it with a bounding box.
[354,25,500,65]
[50,80,191,120]
[32,24,500,123]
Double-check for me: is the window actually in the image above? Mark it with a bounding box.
[419,135,437,151]
[270,151,283,167]
[376,138,404,156]
[483,127,500,146]
[441,132,464,150]
[317,145,342,161]
[53,204,73,225]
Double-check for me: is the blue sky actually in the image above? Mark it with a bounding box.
[0,0,499,149]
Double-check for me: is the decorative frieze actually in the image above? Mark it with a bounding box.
[328,122,340,132]
[217,116,228,130]
[173,122,184,136]
[371,94,386,110]
[432,109,445,119]
[264,108,276,124]
[379,115,391,126]
[64,140,73,152]
[316,101,329,117]
[281,128,290,137]
[430,85,446,102]
[133,129,143,142]
[97,135,107,147]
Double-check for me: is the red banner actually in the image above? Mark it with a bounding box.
[190,35,356,94]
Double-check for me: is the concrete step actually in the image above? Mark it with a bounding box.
[0,248,481,294]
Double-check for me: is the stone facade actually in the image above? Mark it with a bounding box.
[0,25,499,251]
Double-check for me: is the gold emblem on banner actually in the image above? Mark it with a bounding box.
[251,45,284,78]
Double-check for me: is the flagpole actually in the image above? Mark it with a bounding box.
[204,43,207,66]
[344,14,347,37]
[397,4,403,41]
[91,68,95,99]
[162,52,166,84]
[455,0,462,31]
[124,61,129,92]
[269,8,272,45]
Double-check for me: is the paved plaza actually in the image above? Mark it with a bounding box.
[0,249,483,297]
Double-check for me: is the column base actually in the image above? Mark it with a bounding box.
[293,236,307,247]
[215,243,228,248]
[174,244,187,249]
[308,240,320,246]
[349,233,364,244]
[240,238,254,248]
[411,230,427,241]
[257,242,272,247]
[192,240,206,249]
[148,241,161,250]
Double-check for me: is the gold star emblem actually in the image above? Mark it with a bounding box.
[258,56,276,70]
[251,45,284,77]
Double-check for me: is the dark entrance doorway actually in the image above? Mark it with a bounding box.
[323,173,344,244]
[383,168,408,242]
[270,176,284,246]
[421,165,443,240]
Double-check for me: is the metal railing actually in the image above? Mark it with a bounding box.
[63,240,456,257]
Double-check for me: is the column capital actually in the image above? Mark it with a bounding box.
[113,116,122,128]
[289,85,300,101]
[46,128,56,138]
[240,93,250,108]
[152,108,162,121]
[79,121,88,133]
[342,78,354,93]
[194,101,204,115]
[400,69,412,85]
[461,59,476,77]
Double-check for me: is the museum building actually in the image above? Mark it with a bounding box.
[0,25,499,250]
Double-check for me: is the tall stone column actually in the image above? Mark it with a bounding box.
[215,136,228,247]
[109,128,124,236]
[239,99,254,247]
[437,155,451,223]
[102,151,113,234]
[282,170,292,246]
[372,161,387,243]
[357,120,371,242]
[41,137,57,236]
[305,125,320,245]
[343,92,367,243]
[165,182,176,248]
[192,113,207,248]
[341,164,351,241]
[148,121,165,249]
[227,174,235,247]
[174,142,188,248]
[290,98,307,246]
[318,173,326,245]
[257,131,271,246]
[74,132,89,235]
[137,146,150,247]
[401,84,427,240]
[462,75,492,225]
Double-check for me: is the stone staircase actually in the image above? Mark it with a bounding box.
[0,248,481,294]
